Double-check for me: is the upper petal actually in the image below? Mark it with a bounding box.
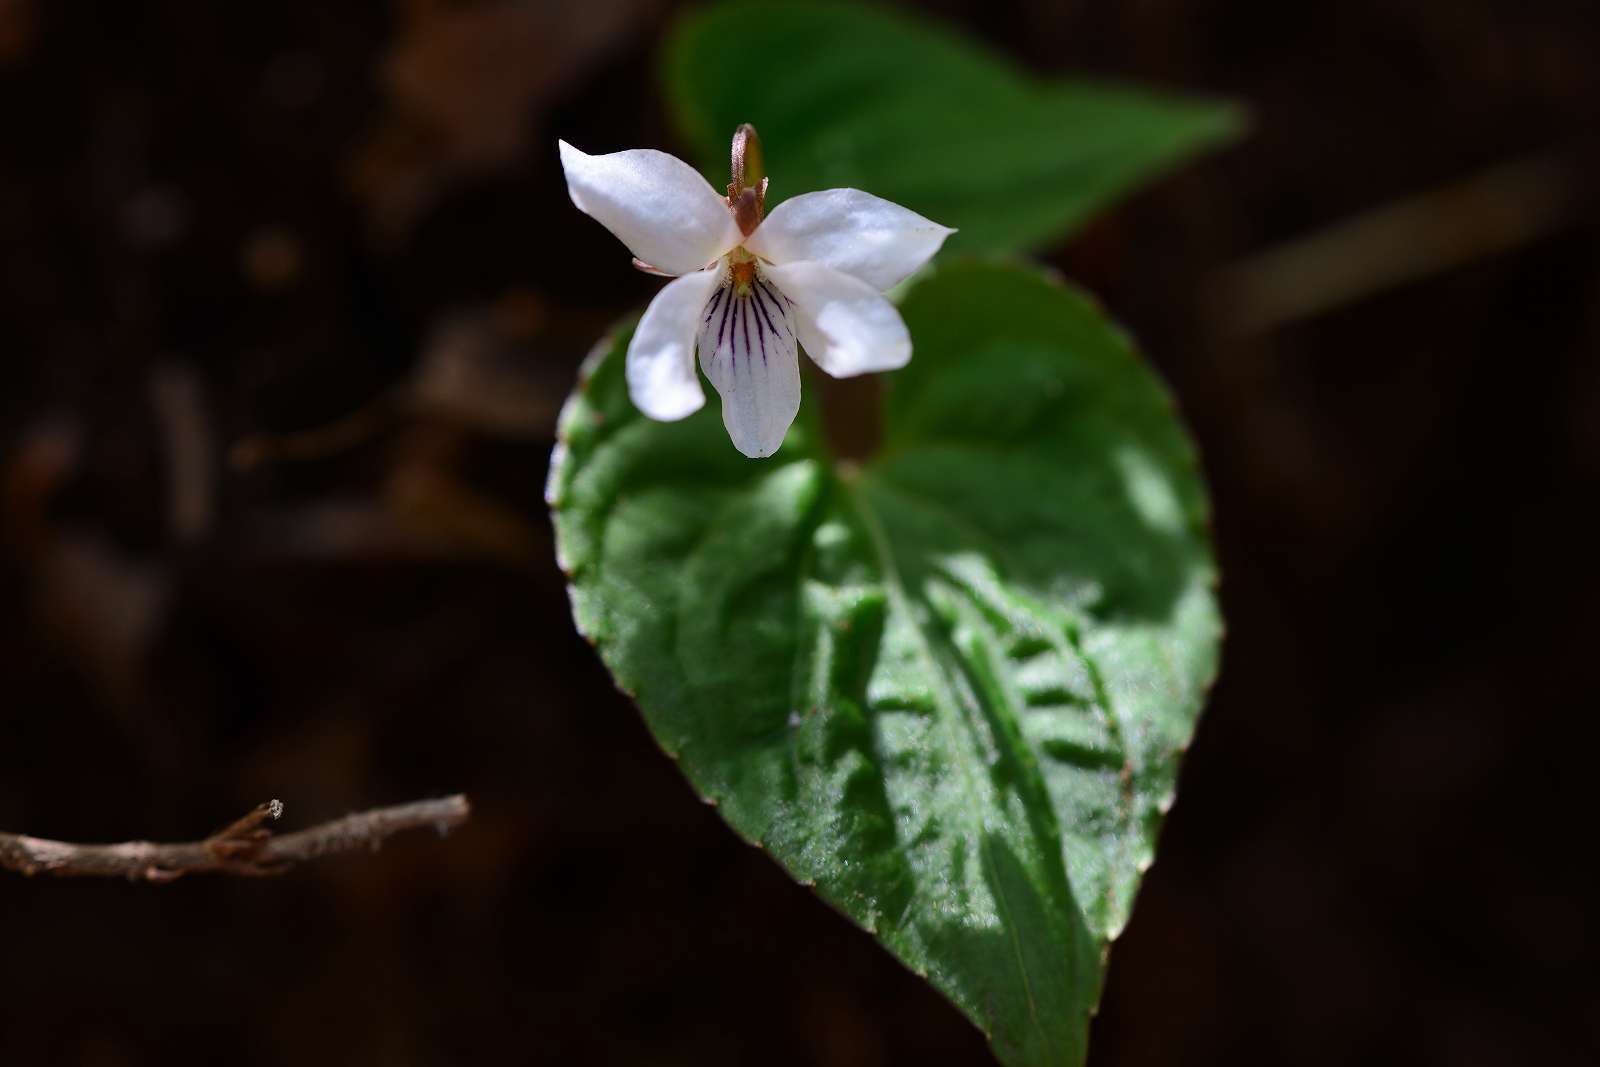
[625,268,722,421]
[559,141,742,276]
[744,189,954,291]
[763,260,911,378]
[697,277,802,458]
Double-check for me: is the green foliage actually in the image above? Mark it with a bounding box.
[548,262,1221,1065]
[663,1,1243,255]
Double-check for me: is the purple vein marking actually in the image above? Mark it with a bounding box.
[740,297,752,367]
[751,284,778,330]
[757,282,796,340]
[716,290,734,356]
[703,286,725,324]
[749,290,779,364]
[750,281,769,317]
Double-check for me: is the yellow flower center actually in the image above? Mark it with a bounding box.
[729,247,758,296]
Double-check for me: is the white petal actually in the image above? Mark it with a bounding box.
[762,260,911,378]
[626,269,721,421]
[559,141,741,276]
[697,276,801,458]
[744,189,954,291]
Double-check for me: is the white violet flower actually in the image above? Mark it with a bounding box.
[558,124,954,458]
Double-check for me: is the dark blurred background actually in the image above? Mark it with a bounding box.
[2,1,1596,1065]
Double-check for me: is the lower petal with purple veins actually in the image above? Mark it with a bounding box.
[697,278,802,458]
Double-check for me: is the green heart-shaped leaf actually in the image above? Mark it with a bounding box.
[549,261,1219,1065]
[662,1,1243,255]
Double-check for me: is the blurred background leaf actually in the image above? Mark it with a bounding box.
[663,1,1243,254]
[549,261,1221,1066]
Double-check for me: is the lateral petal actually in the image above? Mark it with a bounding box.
[763,260,912,378]
[625,269,721,421]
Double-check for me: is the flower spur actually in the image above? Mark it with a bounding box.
[558,124,953,458]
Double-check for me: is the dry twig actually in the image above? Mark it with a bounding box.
[0,796,470,883]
